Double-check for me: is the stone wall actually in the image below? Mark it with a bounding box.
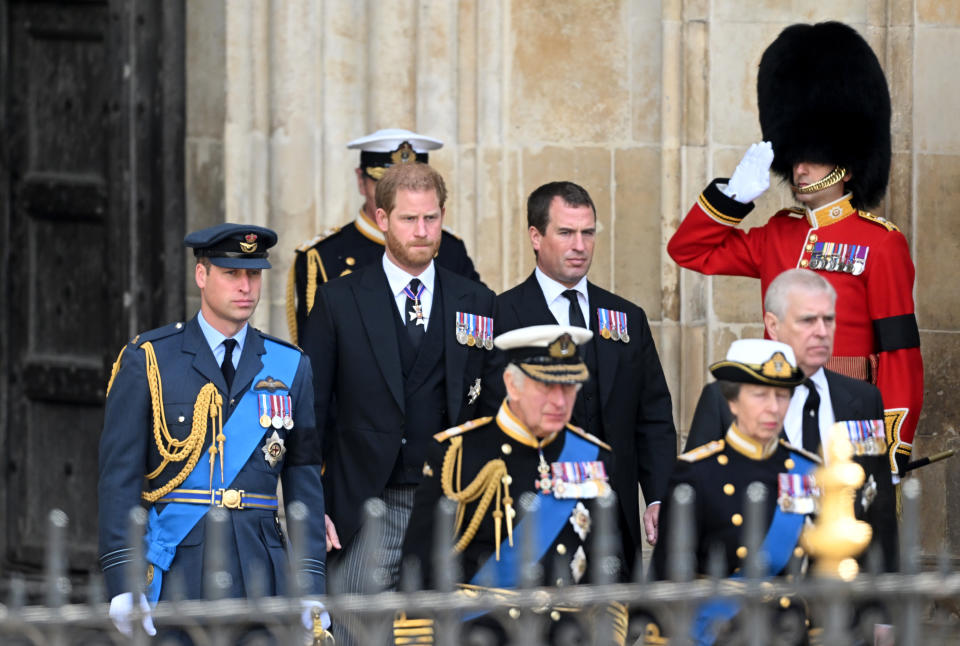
[185,0,960,558]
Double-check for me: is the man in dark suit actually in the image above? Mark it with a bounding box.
[98,224,328,639]
[299,162,499,641]
[496,181,677,572]
[683,268,897,570]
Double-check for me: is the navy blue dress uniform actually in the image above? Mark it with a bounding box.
[683,370,898,572]
[98,224,327,604]
[397,326,629,646]
[652,340,814,645]
[497,273,677,573]
[286,128,480,343]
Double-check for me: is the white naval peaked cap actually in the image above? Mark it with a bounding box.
[710,338,804,387]
[346,128,444,152]
[495,325,593,385]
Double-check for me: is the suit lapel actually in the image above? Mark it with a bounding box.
[513,272,558,325]
[587,283,620,408]
[182,316,229,394]
[825,368,855,420]
[231,328,265,398]
[441,270,471,424]
[354,265,405,411]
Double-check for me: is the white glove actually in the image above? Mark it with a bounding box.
[108,592,157,637]
[721,141,774,204]
[301,599,331,631]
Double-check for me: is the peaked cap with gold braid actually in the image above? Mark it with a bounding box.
[709,339,804,388]
[494,324,593,385]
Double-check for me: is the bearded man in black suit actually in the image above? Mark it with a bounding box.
[300,162,500,643]
[495,181,677,573]
[684,268,897,570]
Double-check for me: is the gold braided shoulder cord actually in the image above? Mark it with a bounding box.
[285,261,299,343]
[440,437,508,554]
[105,345,127,397]
[139,341,222,502]
[305,248,326,315]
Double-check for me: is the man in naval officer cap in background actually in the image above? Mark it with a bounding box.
[287,128,481,343]
[98,223,329,641]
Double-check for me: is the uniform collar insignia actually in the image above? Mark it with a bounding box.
[806,193,855,228]
[726,424,779,460]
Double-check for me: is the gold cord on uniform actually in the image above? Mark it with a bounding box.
[126,341,225,502]
[440,436,515,559]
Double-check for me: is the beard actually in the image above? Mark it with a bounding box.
[385,233,440,272]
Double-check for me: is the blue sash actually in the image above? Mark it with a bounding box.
[691,451,817,646]
[463,431,599,620]
[144,339,300,602]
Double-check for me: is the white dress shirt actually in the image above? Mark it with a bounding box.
[383,254,436,330]
[534,267,590,327]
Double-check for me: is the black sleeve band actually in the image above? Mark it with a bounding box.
[873,313,921,352]
[700,178,756,221]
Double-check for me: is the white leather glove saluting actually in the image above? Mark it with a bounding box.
[721,141,774,204]
[108,592,157,637]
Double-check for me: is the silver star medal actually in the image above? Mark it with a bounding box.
[860,474,877,512]
[569,501,592,541]
[409,302,426,326]
[262,430,286,467]
[467,378,481,405]
[569,545,587,583]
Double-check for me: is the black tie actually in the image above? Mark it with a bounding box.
[221,339,237,391]
[405,278,426,349]
[562,290,586,328]
[801,379,821,453]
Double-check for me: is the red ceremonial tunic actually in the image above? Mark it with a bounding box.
[668,179,923,476]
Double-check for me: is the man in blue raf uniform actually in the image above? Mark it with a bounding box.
[396,325,628,646]
[98,223,328,639]
[286,128,481,343]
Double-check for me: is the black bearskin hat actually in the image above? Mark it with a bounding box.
[758,21,891,209]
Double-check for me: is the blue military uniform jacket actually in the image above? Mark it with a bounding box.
[97,315,326,600]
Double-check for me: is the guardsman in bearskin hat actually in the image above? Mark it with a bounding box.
[393,325,629,646]
[98,224,330,640]
[668,21,922,479]
[286,128,480,343]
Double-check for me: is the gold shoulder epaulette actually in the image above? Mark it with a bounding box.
[565,424,612,452]
[779,439,823,465]
[433,416,493,443]
[295,226,341,252]
[784,206,805,217]
[857,210,899,232]
[678,439,725,463]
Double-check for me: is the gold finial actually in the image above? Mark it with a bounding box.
[312,607,335,645]
[800,423,872,579]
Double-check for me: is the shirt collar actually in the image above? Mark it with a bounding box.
[807,366,828,392]
[496,399,559,449]
[725,423,779,460]
[382,253,436,297]
[197,310,248,355]
[806,193,855,229]
[534,266,588,306]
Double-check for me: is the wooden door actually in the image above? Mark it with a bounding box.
[0,0,184,577]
